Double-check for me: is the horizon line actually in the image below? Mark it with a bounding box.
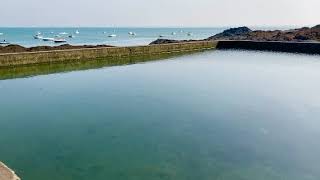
[0,24,313,29]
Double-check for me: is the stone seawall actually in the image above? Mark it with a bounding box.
[0,41,217,67]
[216,40,320,55]
[0,162,20,180]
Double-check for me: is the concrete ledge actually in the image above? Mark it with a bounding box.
[216,40,320,55]
[0,162,20,180]
[0,50,205,80]
[0,41,217,67]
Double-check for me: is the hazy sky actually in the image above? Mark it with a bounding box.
[1,0,319,27]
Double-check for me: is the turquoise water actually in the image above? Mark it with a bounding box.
[0,27,224,47]
[1,50,320,180]
[0,27,293,47]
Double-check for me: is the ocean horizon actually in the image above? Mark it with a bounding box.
[0,26,296,47]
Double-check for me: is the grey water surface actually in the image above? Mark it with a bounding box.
[0,50,320,180]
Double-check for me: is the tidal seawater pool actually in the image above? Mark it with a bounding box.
[0,50,320,180]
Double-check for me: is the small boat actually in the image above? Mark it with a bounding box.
[34,34,43,39]
[68,35,75,38]
[0,40,10,45]
[128,32,136,36]
[54,38,67,43]
[0,33,3,35]
[75,30,80,34]
[59,32,68,35]
[108,34,117,38]
[108,28,117,37]
[171,32,176,35]
[42,37,55,41]
[187,32,193,36]
[159,35,165,38]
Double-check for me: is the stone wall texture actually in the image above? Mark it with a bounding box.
[0,41,217,67]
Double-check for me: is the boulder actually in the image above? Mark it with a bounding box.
[207,27,252,40]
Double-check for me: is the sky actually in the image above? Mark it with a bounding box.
[1,0,319,27]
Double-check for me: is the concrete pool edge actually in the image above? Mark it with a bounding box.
[216,40,320,55]
[0,162,20,180]
[0,41,217,67]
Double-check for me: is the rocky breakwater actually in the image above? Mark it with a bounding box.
[0,162,20,180]
[150,25,320,44]
[206,25,320,42]
[208,25,320,54]
[150,25,320,54]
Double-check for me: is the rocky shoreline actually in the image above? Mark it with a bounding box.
[150,25,320,45]
[1,25,320,54]
[0,162,20,180]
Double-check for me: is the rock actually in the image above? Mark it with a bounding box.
[149,39,198,45]
[0,162,20,180]
[150,39,182,45]
[312,24,320,29]
[211,26,252,39]
[206,25,320,42]
[207,25,320,42]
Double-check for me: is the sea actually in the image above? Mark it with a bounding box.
[0,27,294,47]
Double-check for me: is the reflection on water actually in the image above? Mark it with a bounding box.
[0,50,320,180]
[0,51,201,80]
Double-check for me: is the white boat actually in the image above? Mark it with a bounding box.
[42,37,55,41]
[54,38,67,43]
[75,30,80,34]
[0,40,10,45]
[128,32,136,36]
[108,28,117,37]
[171,32,176,35]
[59,32,68,35]
[68,35,75,38]
[34,34,43,39]
[108,34,117,38]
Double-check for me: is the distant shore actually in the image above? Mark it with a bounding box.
[150,25,320,44]
[148,25,320,55]
[1,25,319,54]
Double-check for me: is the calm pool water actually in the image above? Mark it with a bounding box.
[0,50,320,180]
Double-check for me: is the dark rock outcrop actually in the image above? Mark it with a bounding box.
[207,25,320,42]
[150,25,320,45]
[150,39,197,45]
[209,26,252,40]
